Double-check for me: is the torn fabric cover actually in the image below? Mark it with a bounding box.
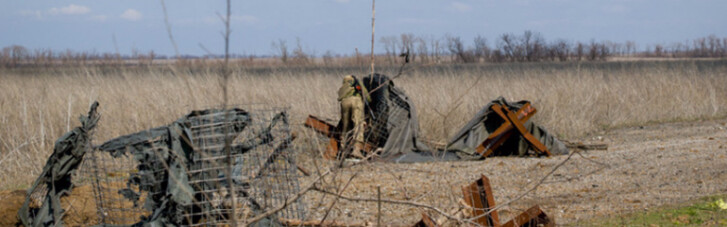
[361,73,447,163]
[18,101,100,227]
[358,88,568,163]
[97,108,282,226]
[446,97,569,160]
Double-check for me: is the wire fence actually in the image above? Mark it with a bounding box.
[76,105,305,226]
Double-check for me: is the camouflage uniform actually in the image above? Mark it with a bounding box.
[337,75,370,157]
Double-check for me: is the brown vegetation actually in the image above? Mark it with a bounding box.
[1,60,726,190]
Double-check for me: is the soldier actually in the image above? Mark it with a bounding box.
[338,75,371,159]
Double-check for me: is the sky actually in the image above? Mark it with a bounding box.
[2,0,726,57]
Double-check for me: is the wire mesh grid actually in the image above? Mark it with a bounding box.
[79,105,305,226]
[365,91,407,148]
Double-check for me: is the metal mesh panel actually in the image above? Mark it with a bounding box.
[82,106,304,226]
[83,133,167,225]
[363,87,409,151]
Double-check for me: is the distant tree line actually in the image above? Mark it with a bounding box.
[2,32,726,68]
[375,32,727,64]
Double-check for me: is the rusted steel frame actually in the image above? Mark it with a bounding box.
[305,115,376,160]
[461,174,500,227]
[304,115,341,159]
[475,103,536,157]
[413,213,440,227]
[489,103,551,156]
[501,205,554,227]
[304,115,338,138]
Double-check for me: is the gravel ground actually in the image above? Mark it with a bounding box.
[299,119,727,226]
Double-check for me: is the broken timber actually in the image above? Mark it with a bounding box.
[304,115,376,160]
[476,102,552,158]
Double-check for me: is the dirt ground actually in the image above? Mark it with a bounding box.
[299,119,727,225]
[2,119,726,226]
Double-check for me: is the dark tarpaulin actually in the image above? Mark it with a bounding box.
[97,108,282,226]
[356,75,567,162]
[446,97,569,160]
[360,74,454,163]
[18,102,100,227]
[20,105,283,226]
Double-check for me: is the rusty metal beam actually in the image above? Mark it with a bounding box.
[305,115,377,160]
[462,174,500,227]
[412,213,440,227]
[304,115,338,138]
[475,103,536,158]
[490,104,551,156]
[501,205,554,227]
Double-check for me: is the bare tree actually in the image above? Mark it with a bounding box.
[3,45,29,67]
[379,36,398,64]
[400,33,416,62]
[473,35,489,62]
[292,37,309,64]
[322,50,335,66]
[624,41,635,56]
[416,37,429,63]
[653,44,664,57]
[447,35,473,63]
[498,33,517,61]
[588,40,599,61]
[553,39,570,61]
[429,35,443,63]
[272,39,289,63]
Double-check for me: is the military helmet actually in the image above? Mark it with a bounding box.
[343,75,355,85]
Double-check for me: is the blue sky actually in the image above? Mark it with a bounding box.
[2,0,725,56]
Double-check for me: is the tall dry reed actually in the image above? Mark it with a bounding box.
[1,60,725,189]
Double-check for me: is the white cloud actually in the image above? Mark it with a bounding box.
[451,2,472,12]
[48,4,91,15]
[120,9,143,21]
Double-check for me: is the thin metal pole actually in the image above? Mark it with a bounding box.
[370,0,376,79]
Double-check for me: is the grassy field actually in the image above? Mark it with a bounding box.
[1,59,726,189]
[578,194,727,226]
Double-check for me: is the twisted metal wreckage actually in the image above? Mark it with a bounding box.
[19,102,304,226]
[305,73,569,162]
[19,74,579,226]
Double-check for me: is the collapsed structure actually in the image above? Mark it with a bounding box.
[19,103,304,226]
[18,74,568,226]
[305,73,568,162]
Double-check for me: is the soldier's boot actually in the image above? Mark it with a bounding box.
[350,142,365,159]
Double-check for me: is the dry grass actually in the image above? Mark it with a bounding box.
[1,60,726,189]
